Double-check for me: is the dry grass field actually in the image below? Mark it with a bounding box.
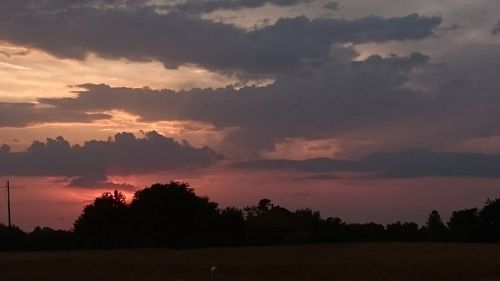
[1,243,500,281]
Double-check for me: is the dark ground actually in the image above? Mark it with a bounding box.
[1,243,500,281]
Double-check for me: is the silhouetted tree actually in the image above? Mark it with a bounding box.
[425,210,447,241]
[346,223,386,241]
[73,190,128,236]
[129,181,220,246]
[28,226,74,250]
[447,208,480,242]
[0,224,27,250]
[386,221,422,241]
[319,216,347,242]
[479,198,500,242]
[61,185,500,249]
[219,207,244,237]
[244,198,274,219]
[294,208,322,240]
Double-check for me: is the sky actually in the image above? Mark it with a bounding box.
[1,0,500,230]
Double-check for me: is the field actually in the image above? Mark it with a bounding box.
[1,243,500,281]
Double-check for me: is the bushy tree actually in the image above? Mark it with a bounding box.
[73,190,128,236]
[320,217,347,242]
[425,210,447,241]
[346,223,386,241]
[29,226,74,250]
[295,208,322,240]
[219,207,244,236]
[447,208,479,242]
[479,198,500,241]
[244,198,274,219]
[386,221,422,241]
[129,181,220,242]
[0,224,27,250]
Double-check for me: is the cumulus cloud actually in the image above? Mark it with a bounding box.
[33,53,432,152]
[0,131,222,188]
[3,1,500,158]
[233,150,500,178]
[0,0,441,75]
[3,44,500,157]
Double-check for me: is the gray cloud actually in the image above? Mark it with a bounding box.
[0,1,441,75]
[1,1,498,157]
[493,21,500,35]
[232,158,353,172]
[34,53,431,152]
[0,131,222,188]
[323,1,339,11]
[360,150,500,178]
[0,52,438,157]
[67,173,138,190]
[169,0,315,14]
[3,44,500,157]
[299,174,338,180]
[233,150,500,178]
[0,102,110,127]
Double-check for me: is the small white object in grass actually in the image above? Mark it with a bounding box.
[210,266,218,281]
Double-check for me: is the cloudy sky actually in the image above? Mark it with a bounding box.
[1,0,500,230]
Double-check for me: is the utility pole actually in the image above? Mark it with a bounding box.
[6,180,11,229]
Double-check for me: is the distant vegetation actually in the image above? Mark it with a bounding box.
[2,181,500,250]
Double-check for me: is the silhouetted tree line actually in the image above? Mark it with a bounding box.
[2,181,500,250]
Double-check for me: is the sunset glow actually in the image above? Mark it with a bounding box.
[1,0,500,231]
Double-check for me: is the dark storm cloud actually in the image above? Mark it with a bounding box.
[233,150,500,179]
[4,1,500,157]
[0,102,110,127]
[0,0,441,75]
[169,0,315,14]
[36,53,431,151]
[323,1,339,11]
[15,0,312,12]
[493,21,500,35]
[401,44,500,144]
[50,51,496,154]
[6,46,500,155]
[0,131,221,188]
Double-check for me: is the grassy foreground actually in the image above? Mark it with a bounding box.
[1,243,500,281]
